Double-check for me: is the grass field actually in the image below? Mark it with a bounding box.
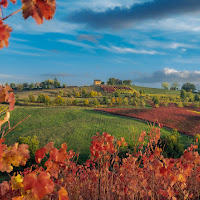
[4,106,193,163]
[130,85,180,95]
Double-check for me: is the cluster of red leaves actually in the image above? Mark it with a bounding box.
[22,0,56,25]
[101,85,133,93]
[0,19,12,49]
[97,107,200,136]
[1,128,200,199]
[0,138,30,173]
[0,85,15,111]
[0,0,56,49]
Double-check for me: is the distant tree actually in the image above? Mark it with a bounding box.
[161,82,169,90]
[75,92,80,98]
[93,98,100,107]
[35,82,40,89]
[23,82,29,89]
[59,90,64,97]
[123,80,132,85]
[37,94,46,103]
[54,77,61,88]
[84,99,89,106]
[44,95,51,106]
[180,89,187,99]
[101,82,105,85]
[82,88,87,95]
[194,94,200,101]
[28,93,35,102]
[45,79,54,89]
[16,84,23,90]
[10,83,16,89]
[90,91,98,97]
[62,84,67,88]
[182,82,196,92]
[54,95,65,105]
[187,92,194,102]
[5,82,8,86]
[29,83,35,90]
[171,82,179,90]
[39,82,45,89]
[107,78,122,85]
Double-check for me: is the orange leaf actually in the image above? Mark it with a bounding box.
[58,187,69,200]
[22,0,56,24]
[0,181,10,195]
[0,20,12,49]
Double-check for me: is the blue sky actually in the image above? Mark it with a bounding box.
[1,0,200,89]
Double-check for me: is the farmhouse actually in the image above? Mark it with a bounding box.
[94,80,101,86]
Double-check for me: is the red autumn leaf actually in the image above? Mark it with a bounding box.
[0,20,12,49]
[22,0,56,25]
[24,171,54,199]
[35,147,46,163]
[0,0,8,8]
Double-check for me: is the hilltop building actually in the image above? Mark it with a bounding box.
[94,80,101,86]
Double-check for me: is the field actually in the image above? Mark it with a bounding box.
[130,85,180,95]
[96,107,200,136]
[4,106,192,163]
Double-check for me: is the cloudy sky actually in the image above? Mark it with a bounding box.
[1,0,200,89]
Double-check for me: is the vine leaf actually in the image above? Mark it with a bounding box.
[22,0,56,24]
[0,20,12,49]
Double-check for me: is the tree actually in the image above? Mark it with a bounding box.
[62,84,67,88]
[0,0,56,50]
[161,82,169,90]
[171,82,179,90]
[180,89,187,99]
[123,80,132,85]
[54,77,60,88]
[10,83,16,89]
[107,78,122,85]
[194,94,200,101]
[16,84,23,90]
[29,83,35,90]
[23,82,29,89]
[35,82,40,89]
[182,82,196,92]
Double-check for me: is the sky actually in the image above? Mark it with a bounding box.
[1,0,200,89]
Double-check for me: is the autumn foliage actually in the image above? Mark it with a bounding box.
[0,0,56,49]
[0,86,200,199]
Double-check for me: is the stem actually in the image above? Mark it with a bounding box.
[2,8,22,21]
[2,115,31,138]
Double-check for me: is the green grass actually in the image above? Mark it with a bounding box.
[130,85,180,95]
[5,106,192,163]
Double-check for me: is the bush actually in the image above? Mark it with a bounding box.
[159,129,184,158]
[18,135,39,158]
[54,95,65,105]
[93,98,100,107]
[37,93,45,103]
[177,102,183,107]
[28,93,35,102]
[84,99,89,106]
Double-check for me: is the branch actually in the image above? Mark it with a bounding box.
[2,8,22,21]
[2,114,31,138]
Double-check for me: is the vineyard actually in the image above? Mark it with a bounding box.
[96,107,200,136]
[101,85,136,93]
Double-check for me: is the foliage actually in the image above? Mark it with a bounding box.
[28,93,35,102]
[0,0,56,50]
[97,107,200,136]
[180,89,187,99]
[159,129,184,158]
[18,135,39,157]
[54,95,65,106]
[161,82,169,90]
[84,99,89,106]
[37,93,45,103]
[182,82,196,92]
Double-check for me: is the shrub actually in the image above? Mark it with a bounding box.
[84,99,89,106]
[28,93,35,102]
[93,98,100,107]
[18,135,39,158]
[54,95,65,105]
[159,129,184,158]
[37,93,45,103]
[72,99,78,106]
[75,92,80,98]
[177,102,183,107]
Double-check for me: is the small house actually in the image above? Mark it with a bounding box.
[94,80,101,86]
